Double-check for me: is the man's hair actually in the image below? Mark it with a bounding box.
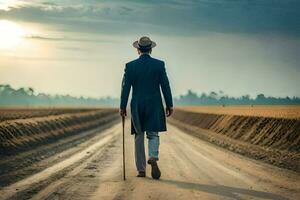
[138,47,152,53]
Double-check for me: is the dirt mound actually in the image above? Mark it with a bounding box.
[178,106,300,119]
[170,109,300,172]
[0,109,119,155]
[0,108,97,122]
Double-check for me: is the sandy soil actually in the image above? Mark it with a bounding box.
[0,109,118,155]
[178,106,300,119]
[169,109,300,172]
[0,108,106,122]
[0,122,299,200]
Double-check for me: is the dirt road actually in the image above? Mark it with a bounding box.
[0,121,299,200]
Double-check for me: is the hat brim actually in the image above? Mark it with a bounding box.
[133,41,156,49]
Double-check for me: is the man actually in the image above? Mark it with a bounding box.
[120,36,173,180]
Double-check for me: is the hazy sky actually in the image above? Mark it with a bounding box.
[0,0,299,98]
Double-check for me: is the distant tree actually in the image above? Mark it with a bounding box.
[27,87,34,96]
[209,91,218,99]
[255,94,266,105]
[256,94,265,100]
[241,95,251,104]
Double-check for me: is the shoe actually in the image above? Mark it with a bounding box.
[137,171,146,177]
[147,158,161,180]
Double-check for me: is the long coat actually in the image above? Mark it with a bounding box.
[120,54,173,134]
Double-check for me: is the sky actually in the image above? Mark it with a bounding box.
[0,0,300,98]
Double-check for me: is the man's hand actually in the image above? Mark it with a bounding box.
[119,109,127,117]
[166,107,173,117]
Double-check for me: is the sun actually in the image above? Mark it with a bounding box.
[0,20,27,50]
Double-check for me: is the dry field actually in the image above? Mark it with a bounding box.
[178,105,300,119]
[0,108,118,155]
[0,108,299,200]
[0,108,99,122]
[170,106,300,172]
[0,108,119,188]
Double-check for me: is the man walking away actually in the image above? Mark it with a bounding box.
[120,36,173,180]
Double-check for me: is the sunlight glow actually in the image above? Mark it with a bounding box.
[0,0,26,11]
[0,20,28,49]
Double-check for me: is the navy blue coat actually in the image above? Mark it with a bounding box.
[120,54,173,134]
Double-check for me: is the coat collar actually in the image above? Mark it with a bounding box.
[139,54,151,59]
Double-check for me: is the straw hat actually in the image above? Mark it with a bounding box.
[133,36,156,49]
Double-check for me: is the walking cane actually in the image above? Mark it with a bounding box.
[122,115,126,181]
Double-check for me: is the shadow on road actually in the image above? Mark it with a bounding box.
[160,179,288,200]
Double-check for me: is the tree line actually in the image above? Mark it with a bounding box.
[0,85,299,107]
[174,90,300,106]
[0,84,118,107]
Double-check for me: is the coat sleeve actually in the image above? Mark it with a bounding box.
[159,62,173,108]
[120,64,131,109]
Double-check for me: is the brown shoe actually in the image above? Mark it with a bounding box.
[147,158,161,180]
[137,171,146,177]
